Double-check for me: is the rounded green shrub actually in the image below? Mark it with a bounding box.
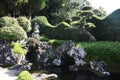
[0,25,27,40]
[31,16,54,27]
[17,17,31,32]
[57,22,71,29]
[18,70,34,80]
[0,16,18,28]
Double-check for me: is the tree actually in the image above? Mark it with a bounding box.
[72,6,96,41]
[0,0,46,17]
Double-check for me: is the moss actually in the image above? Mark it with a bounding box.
[12,43,27,55]
[18,70,34,80]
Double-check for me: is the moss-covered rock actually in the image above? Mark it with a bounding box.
[17,17,31,32]
[11,43,27,55]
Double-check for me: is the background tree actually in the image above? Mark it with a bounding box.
[0,0,46,18]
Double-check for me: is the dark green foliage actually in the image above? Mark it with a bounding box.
[77,42,120,66]
[91,9,120,41]
[31,16,93,41]
[40,36,49,41]
[18,70,34,80]
[17,17,31,32]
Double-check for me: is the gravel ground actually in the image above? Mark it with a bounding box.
[0,68,18,80]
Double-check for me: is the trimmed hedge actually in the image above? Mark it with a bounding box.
[31,16,92,41]
[0,16,18,28]
[0,25,27,40]
[17,17,31,32]
[91,9,120,41]
[77,41,120,66]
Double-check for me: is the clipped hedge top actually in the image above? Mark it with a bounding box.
[17,16,31,32]
[32,16,54,27]
[0,25,27,40]
[0,16,18,28]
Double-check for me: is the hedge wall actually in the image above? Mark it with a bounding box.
[91,9,120,41]
[31,16,93,41]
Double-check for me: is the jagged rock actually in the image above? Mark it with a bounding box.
[0,44,17,66]
[33,73,58,80]
[9,60,32,75]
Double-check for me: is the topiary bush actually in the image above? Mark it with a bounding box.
[18,70,34,80]
[31,16,54,27]
[0,25,27,40]
[31,16,95,41]
[17,17,31,32]
[0,16,18,28]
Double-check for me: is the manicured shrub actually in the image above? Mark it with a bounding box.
[31,16,54,27]
[0,16,18,28]
[0,25,27,40]
[18,70,34,80]
[17,17,31,32]
[31,16,94,41]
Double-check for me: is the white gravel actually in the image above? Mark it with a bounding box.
[0,68,18,80]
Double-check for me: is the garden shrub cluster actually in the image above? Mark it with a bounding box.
[0,25,27,40]
[0,16,18,27]
[18,70,34,80]
[31,16,92,41]
[0,16,30,40]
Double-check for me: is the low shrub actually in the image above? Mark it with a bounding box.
[18,70,34,80]
[77,41,120,66]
